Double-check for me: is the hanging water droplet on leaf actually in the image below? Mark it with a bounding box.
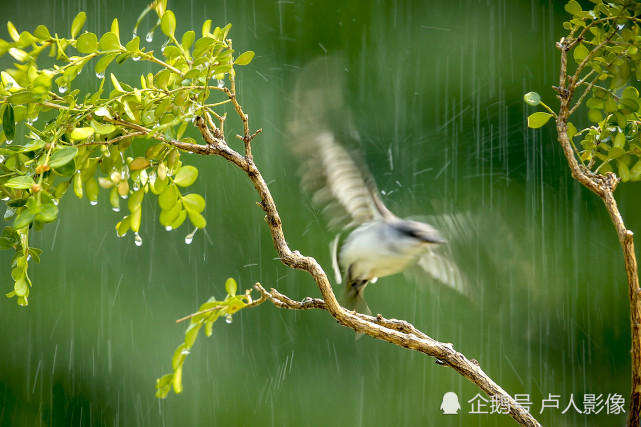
[58,84,68,94]
[146,32,153,42]
[185,228,197,244]
[134,232,143,246]
[96,71,105,79]
[225,314,233,324]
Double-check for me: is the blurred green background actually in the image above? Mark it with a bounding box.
[1,0,638,426]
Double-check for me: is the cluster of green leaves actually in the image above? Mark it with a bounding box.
[0,1,255,305]
[526,0,641,181]
[155,278,250,398]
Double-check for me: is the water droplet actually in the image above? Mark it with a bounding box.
[5,140,13,145]
[90,200,98,206]
[26,116,38,125]
[120,194,128,199]
[165,226,173,231]
[225,314,233,324]
[58,84,67,94]
[185,228,197,244]
[26,254,31,261]
[134,232,143,246]
[146,32,153,42]
[132,184,139,191]
[180,349,190,355]
[132,55,141,62]
[217,79,225,88]
[112,207,120,212]
[96,71,105,79]
[161,39,170,53]
[132,30,137,38]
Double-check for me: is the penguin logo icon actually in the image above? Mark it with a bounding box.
[440,392,461,414]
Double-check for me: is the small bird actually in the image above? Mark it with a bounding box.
[288,57,466,315]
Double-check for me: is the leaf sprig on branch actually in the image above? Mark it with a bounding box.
[0,0,254,305]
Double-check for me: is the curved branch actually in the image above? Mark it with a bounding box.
[187,110,541,426]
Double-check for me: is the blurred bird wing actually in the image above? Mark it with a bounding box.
[288,56,392,231]
[407,249,469,295]
[403,212,473,297]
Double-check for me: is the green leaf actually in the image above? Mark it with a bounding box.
[161,10,176,38]
[5,175,35,189]
[116,216,130,237]
[7,22,19,42]
[159,184,178,210]
[523,92,541,106]
[71,11,86,38]
[128,189,144,212]
[181,31,195,50]
[13,209,34,229]
[609,146,626,160]
[110,73,124,93]
[111,18,120,42]
[187,210,206,229]
[155,373,174,399]
[76,32,98,53]
[33,25,51,40]
[622,86,639,100]
[70,127,95,140]
[49,146,78,168]
[587,109,603,123]
[225,278,237,297]
[182,193,205,213]
[604,95,618,114]
[3,104,15,140]
[573,43,589,63]
[99,32,121,51]
[125,36,140,53]
[36,203,59,223]
[234,51,255,66]
[130,206,142,233]
[527,112,553,128]
[90,119,115,135]
[95,53,118,75]
[173,165,198,187]
[564,0,582,15]
[14,277,28,297]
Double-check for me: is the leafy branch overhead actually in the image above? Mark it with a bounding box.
[526,0,641,181]
[0,0,255,305]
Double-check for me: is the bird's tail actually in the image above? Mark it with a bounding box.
[341,280,372,316]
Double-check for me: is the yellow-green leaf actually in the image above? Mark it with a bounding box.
[182,193,205,213]
[71,12,86,38]
[110,73,124,93]
[161,10,176,38]
[99,32,120,51]
[234,51,255,66]
[225,278,237,296]
[76,32,98,53]
[70,127,95,140]
[173,165,198,187]
[527,112,553,128]
[7,22,19,42]
[187,210,206,229]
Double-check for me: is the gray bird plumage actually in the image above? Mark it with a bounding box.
[288,56,467,315]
